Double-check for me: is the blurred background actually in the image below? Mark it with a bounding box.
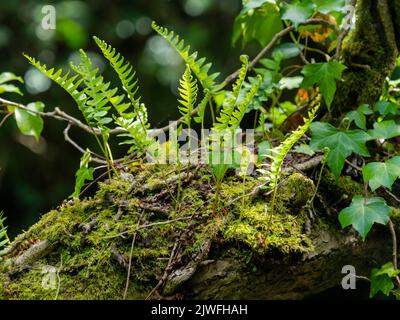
[0,0,267,238]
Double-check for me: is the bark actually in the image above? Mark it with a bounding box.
[333,0,400,114]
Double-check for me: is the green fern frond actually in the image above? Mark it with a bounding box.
[115,103,153,154]
[0,211,9,258]
[268,98,321,191]
[178,65,198,128]
[194,90,211,127]
[24,54,83,108]
[229,74,262,128]
[93,36,140,110]
[70,50,115,126]
[214,56,250,131]
[152,22,220,91]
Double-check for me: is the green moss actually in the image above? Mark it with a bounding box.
[320,170,364,203]
[0,167,316,299]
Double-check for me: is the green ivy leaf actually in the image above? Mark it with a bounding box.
[14,102,45,141]
[313,0,347,14]
[281,0,315,28]
[233,1,283,47]
[374,101,399,117]
[339,196,391,240]
[301,61,346,109]
[370,263,400,298]
[347,104,373,130]
[310,122,370,178]
[363,156,400,191]
[277,76,303,90]
[70,150,94,198]
[367,120,400,140]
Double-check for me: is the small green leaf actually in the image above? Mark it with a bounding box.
[70,150,94,199]
[0,84,23,96]
[14,102,45,141]
[233,2,283,47]
[277,76,303,90]
[363,156,400,191]
[301,61,346,109]
[310,122,369,178]
[339,196,391,240]
[367,120,400,140]
[294,144,315,156]
[370,263,400,298]
[0,72,23,85]
[374,101,399,117]
[313,0,347,14]
[281,0,315,27]
[347,104,373,130]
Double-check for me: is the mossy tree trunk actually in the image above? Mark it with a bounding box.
[333,0,400,114]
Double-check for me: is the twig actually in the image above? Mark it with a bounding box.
[0,97,124,136]
[105,216,197,240]
[0,111,14,127]
[146,239,180,300]
[384,189,400,203]
[63,124,107,164]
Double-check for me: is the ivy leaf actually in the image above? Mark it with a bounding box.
[347,104,373,130]
[310,122,370,178]
[363,156,400,191]
[0,84,23,96]
[370,263,400,298]
[339,196,391,240]
[14,102,45,141]
[313,0,347,14]
[367,120,400,140]
[374,101,399,117]
[281,0,315,28]
[301,61,346,109]
[233,1,283,47]
[70,150,94,199]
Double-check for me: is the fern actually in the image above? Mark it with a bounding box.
[70,50,115,127]
[24,54,84,110]
[268,102,320,191]
[93,36,140,113]
[194,91,211,129]
[178,65,198,128]
[152,22,220,91]
[0,211,9,258]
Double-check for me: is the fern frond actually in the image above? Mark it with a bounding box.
[268,98,321,191]
[0,211,9,258]
[213,56,251,131]
[178,65,198,128]
[70,50,115,126]
[152,22,220,91]
[194,90,211,126]
[229,74,262,129]
[115,103,153,155]
[93,36,140,110]
[24,54,83,107]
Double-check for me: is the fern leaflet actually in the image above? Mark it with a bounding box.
[178,65,198,128]
[152,22,220,91]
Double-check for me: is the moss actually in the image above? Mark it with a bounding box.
[320,170,364,204]
[0,167,316,299]
[334,0,399,112]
